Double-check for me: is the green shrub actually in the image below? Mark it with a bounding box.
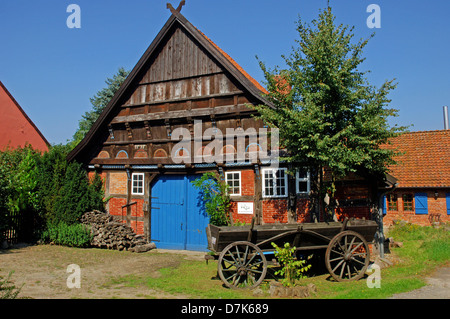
[271,242,312,287]
[41,222,92,248]
[191,172,231,226]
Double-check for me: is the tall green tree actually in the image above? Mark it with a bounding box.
[255,6,406,220]
[52,161,104,226]
[71,67,130,146]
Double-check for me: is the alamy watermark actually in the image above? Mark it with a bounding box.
[66,4,81,29]
[367,4,381,29]
[66,264,81,289]
[170,120,280,168]
[366,264,381,288]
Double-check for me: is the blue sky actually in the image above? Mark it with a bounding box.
[1,0,449,145]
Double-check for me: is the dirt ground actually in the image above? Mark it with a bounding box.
[0,244,205,299]
[1,243,449,299]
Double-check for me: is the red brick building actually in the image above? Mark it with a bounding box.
[0,81,49,152]
[382,130,450,227]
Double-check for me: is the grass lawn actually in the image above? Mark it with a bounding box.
[107,222,449,299]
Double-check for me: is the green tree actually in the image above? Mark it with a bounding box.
[35,144,72,223]
[53,162,104,226]
[71,67,130,146]
[255,6,406,220]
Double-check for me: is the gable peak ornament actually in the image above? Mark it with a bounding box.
[167,0,185,14]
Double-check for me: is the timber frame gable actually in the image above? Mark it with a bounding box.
[68,10,273,166]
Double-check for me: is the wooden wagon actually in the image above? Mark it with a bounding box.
[205,218,378,288]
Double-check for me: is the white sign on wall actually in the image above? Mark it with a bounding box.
[237,202,254,215]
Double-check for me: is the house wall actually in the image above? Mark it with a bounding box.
[383,188,450,227]
[0,82,49,152]
[93,167,377,237]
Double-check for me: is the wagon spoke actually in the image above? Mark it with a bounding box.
[226,251,240,266]
[235,246,242,263]
[221,257,239,268]
[233,275,242,287]
[339,261,346,279]
[332,259,345,273]
[247,258,264,268]
[331,249,344,256]
[350,257,366,266]
[330,256,344,262]
[244,252,258,267]
[349,242,363,254]
[225,272,238,282]
[243,245,250,264]
[348,236,356,250]
[249,269,263,274]
[336,241,346,254]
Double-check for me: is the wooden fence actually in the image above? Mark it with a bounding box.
[1,210,36,245]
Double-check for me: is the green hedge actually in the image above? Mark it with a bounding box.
[41,222,92,248]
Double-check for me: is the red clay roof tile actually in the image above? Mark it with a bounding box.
[385,130,450,188]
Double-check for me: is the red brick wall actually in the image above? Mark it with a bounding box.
[383,189,450,227]
[241,170,255,196]
[262,199,288,223]
[108,197,145,234]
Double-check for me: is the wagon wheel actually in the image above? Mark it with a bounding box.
[217,241,267,289]
[325,230,370,282]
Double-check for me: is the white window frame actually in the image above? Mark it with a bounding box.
[296,170,311,194]
[131,173,145,195]
[262,168,288,198]
[225,171,241,196]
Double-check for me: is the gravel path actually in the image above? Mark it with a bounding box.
[390,266,450,299]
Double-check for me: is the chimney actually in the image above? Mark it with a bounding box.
[444,106,449,130]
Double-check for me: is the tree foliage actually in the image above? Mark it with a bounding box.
[191,172,232,226]
[71,67,130,146]
[0,145,105,243]
[254,6,407,218]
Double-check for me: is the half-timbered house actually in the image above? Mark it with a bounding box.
[68,6,385,251]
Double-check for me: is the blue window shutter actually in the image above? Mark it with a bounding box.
[446,193,450,215]
[414,193,428,215]
[382,195,387,215]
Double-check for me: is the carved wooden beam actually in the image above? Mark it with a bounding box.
[144,120,152,139]
[125,122,133,139]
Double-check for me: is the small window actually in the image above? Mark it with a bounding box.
[262,168,288,198]
[225,171,241,196]
[402,194,413,211]
[387,194,398,211]
[296,169,310,194]
[132,173,144,195]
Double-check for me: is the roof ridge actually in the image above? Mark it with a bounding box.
[401,129,450,135]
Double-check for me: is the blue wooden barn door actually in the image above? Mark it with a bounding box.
[185,175,209,251]
[151,175,209,251]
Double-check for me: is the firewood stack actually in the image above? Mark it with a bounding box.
[80,210,155,252]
